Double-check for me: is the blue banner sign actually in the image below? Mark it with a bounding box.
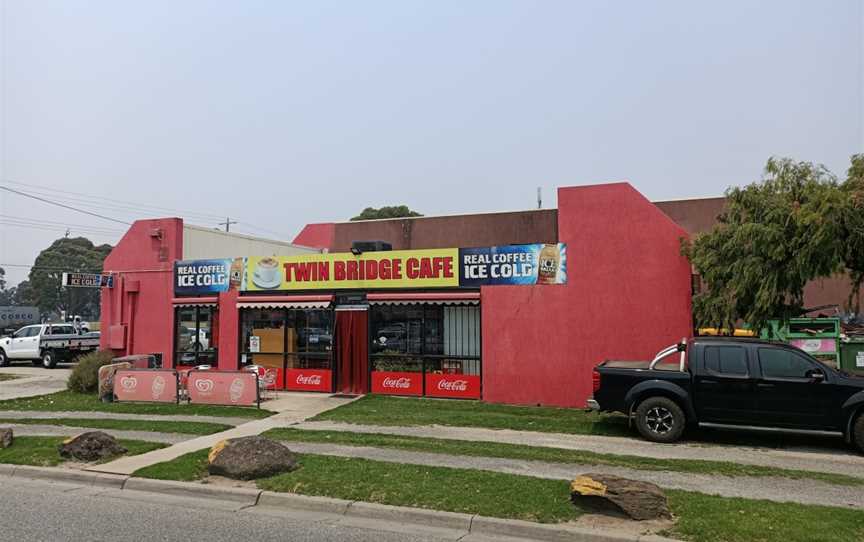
[174,259,237,295]
[458,244,567,287]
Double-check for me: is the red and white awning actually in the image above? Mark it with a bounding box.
[172,297,218,307]
[366,293,480,306]
[237,295,334,310]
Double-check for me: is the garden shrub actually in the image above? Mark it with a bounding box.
[67,350,116,394]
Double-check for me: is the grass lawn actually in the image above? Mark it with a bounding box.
[0,436,166,467]
[263,428,864,487]
[313,395,630,436]
[665,490,864,542]
[0,390,273,418]
[0,374,21,382]
[0,417,231,435]
[313,395,852,451]
[133,449,864,540]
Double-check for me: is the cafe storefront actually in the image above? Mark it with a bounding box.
[171,245,564,399]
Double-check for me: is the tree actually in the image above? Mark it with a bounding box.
[841,154,864,309]
[350,205,423,221]
[683,157,845,333]
[27,237,112,320]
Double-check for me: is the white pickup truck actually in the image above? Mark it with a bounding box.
[0,323,101,369]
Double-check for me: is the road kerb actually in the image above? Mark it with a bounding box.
[468,515,670,542]
[257,491,352,515]
[12,465,127,489]
[4,466,679,542]
[122,477,262,504]
[345,501,473,531]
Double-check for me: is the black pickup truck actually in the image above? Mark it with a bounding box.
[589,337,864,452]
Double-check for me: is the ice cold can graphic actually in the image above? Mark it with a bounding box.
[537,244,560,284]
[229,258,244,289]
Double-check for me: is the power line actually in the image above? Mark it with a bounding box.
[0,185,131,225]
[1,178,228,221]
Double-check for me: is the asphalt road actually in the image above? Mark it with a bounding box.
[0,365,72,400]
[0,477,520,542]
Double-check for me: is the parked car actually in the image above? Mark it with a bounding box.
[0,323,100,368]
[589,337,864,453]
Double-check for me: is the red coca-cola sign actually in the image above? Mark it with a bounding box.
[371,371,422,396]
[285,369,332,392]
[114,369,179,403]
[187,371,259,406]
[425,373,481,399]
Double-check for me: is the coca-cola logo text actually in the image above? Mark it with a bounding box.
[296,374,322,385]
[437,379,468,392]
[382,377,412,389]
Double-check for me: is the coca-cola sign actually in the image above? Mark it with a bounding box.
[425,374,480,399]
[113,370,179,403]
[285,369,331,392]
[372,371,422,396]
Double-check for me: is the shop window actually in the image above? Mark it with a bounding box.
[174,306,217,367]
[240,308,333,391]
[370,304,481,398]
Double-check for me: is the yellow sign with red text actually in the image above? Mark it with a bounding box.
[243,249,459,291]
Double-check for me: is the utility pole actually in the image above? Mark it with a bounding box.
[537,187,542,209]
[218,217,238,232]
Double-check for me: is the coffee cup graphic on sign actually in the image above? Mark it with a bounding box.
[254,257,280,288]
[536,244,561,284]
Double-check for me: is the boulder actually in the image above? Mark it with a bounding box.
[208,436,298,480]
[0,427,12,448]
[57,431,127,462]
[570,474,671,520]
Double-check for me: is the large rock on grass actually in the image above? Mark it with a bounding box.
[0,427,12,448]
[208,436,298,480]
[58,431,127,461]
[570,474,671,520]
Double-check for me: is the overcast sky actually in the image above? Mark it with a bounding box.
[1,0,862,286]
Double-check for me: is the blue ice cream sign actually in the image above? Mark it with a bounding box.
[174,259,234,295]
[458,244,567,287]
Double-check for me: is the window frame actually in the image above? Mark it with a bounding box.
[173,305,218,367]
[703,345,750,378]
[757,347,822,382]
[238,307,334,372]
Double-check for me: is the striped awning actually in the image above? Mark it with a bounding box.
[366,292,480,306]
[237,295,333,310]
[172,297,218,307]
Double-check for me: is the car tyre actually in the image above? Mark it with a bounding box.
[42,351,57,369]
[0,348,8,367]
[853,413,864,454]
[31,359,42,367]
[635,396,686,443]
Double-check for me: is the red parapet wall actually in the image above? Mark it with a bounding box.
[481,182,693,408]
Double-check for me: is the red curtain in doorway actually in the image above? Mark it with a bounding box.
[336,310,369,395]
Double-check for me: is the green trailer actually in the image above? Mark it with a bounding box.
[761,318,840,368]
[840,338,864,374]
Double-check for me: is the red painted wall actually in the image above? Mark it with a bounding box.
[293,223,335,249]
[481,183,693,407]
[100,218,183,366]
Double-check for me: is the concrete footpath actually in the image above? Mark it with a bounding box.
[0,466,677,542]
[3,423,187,444]
[0,367,71,400]
[0,410,255,426]
[88,393,358,475]
[281,441,864,509]
[296,421,864,477]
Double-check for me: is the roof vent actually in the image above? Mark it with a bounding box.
[351,241,392,255]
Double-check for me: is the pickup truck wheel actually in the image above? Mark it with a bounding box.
[0,349,8,367]
[853,414,864,454]
[635,397,686,443]
[41,351,57,369]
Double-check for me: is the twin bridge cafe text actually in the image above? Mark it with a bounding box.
[283,256,455,283]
